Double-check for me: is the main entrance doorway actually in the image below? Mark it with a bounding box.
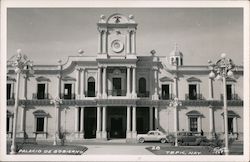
[84,107,97,139]
[107,107,126,139]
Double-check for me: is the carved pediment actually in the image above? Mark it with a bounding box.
[62,76,76,81]
[186,77,201,82]
[36,76,50,82]
[226,77,237,82]
[186,110,202,116]
[33,110,48,117]
[221,110,239,117]
[159,76,173,82]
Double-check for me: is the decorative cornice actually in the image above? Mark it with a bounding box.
[7,99,243,107]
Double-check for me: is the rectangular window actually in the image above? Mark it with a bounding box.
[190,117,198,132]
[189,84,197,100]
[226,84,232,100]
[162,84,170,100]
[7,117,10,132]
[228,117,233,133]
[36,117,44,132]
[7,84,11,100]
[64,84,72,99]
[37,84,46,99]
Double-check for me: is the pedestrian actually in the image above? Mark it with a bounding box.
[201,129,204,136]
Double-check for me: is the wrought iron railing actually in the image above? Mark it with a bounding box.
[107,90,126,96]
[32,93,49,100]
[59,93,75,100]
[220,94,240,100]
[137,91,150,98]
[86,91,96,97]
[185,93,203,100]
[160,93,174,100]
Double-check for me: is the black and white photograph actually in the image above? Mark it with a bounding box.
[1,0,249,161]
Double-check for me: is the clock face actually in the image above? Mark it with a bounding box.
[111,40,124,53]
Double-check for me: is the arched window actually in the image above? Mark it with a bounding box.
[87,77,95,97]
[138,77,148,97]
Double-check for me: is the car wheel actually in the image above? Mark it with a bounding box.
[139,137,145,143]
[160,138,166,143]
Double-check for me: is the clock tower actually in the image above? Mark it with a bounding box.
[97,13,137,59]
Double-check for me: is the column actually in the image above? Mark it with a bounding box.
[198,116,201,132]
[233,117,238,133]
[97,67,102,98]
[209,105,215,139]
[75,107,79,138]
[153,67,159,100]
[18,106,25,138]
[57,75,62,98]
[149,107,153,130]
[102,67,107,98]
[154,107,159,129]
[131,66,137,98]
[102,106,107,139]
[96,106,102,139]
[103,30,107,54]
[44,116,48,138]
[126,67,131,98]
[9,116,13,133]
[126,106,131,139]
[80,107,84,138]
[174,76,178,98]
[132,106,137,139]
[23,75,27,99]
[208,78,214,99]
[98,30,102,53]
[126,30,131,54]
[80,69,85,98]
[174,106,178,146]
[75,67,81,99]
[131,30,136,54]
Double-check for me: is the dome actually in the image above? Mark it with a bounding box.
[170,44,183,57]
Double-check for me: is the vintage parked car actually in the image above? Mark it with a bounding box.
[137,130,168,143]
[176,131,207,146]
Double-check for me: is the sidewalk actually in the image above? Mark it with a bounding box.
[84,145,153,155]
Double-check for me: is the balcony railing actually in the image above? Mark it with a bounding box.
[137,91,150,98]
[220,94,240,100]
[108,90,126,96]
[160,94,174,100]
[32,93,49,100]
[86,91,96,97]
[59,93,75,100]
[185,93,203,100]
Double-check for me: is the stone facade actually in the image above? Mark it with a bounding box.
[6,13,243,142]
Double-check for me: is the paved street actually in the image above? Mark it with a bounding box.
[7,139,243,155]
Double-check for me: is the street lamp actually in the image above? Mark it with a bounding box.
[208,53,236,155]
[50,96,62,145]
[169,97,182,147]
[8,49,34,154]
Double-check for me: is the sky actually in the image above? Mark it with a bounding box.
[7,8,243,65]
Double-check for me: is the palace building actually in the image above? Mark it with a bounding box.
[6,13,243,142]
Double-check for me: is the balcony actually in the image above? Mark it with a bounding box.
[59,93,75,100]
[220,94,240,100]
[86,91,96,97]
[185,93,203,100]
[108,90,126,96]
[137,91,150,98]
[160,94,174,100]
[32,93,49,100]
